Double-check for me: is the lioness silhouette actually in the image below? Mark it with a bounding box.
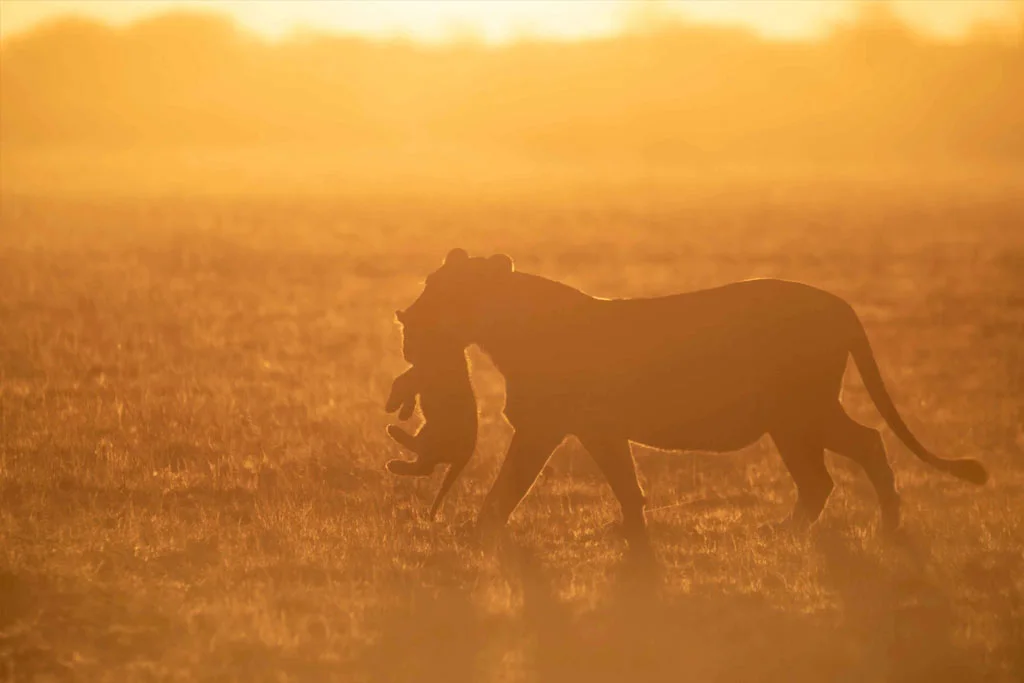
[392,248,987,542]
[384,348,478,519]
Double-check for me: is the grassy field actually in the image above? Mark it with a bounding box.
[1,173,1022,682]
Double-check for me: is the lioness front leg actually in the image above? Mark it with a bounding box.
[578,432,648,545]
[477,426,564,535]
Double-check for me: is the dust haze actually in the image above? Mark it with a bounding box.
[1,5,1023,682]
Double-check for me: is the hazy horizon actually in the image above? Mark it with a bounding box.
[2,0,1022,45]
[3,3,1023,197]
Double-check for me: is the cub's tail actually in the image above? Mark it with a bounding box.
[428,459,468,519]
[847,311,987,485]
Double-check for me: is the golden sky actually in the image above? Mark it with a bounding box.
[0,0,1020,43]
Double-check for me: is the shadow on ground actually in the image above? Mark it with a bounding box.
[357,530,1010,683]
[2,526,1019,682]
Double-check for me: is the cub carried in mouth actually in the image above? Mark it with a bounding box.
[384,349,478,518]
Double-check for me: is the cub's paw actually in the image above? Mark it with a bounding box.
[385,458,436,477]
[397,397,416,421]
[386,424,420,453]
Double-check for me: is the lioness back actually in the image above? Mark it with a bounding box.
[496,278,857,443]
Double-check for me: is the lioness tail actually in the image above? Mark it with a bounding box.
[848,313,988,485]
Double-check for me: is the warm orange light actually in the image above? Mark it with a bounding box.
[1,0,1021,44]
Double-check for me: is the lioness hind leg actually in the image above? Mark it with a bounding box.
[823,407,900,531]
[770,427,833,529]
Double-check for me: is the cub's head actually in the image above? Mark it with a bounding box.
[396,248,514,364]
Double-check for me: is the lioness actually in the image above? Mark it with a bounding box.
[395,249,987,540]
[384,349,478,519]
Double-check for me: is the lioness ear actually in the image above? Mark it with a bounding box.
[444,248,469,267]
[488,253,514,273]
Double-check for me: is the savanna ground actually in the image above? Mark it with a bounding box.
[1,169,1023,682]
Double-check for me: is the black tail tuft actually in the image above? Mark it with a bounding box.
[943,458,989,485]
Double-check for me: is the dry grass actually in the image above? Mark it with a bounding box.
[1,173,1022,682]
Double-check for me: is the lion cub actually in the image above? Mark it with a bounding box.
[384,351,477,517]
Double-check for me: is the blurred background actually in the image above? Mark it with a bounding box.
[3,0,1023,194]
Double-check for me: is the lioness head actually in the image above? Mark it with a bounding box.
[397,248,514,364]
